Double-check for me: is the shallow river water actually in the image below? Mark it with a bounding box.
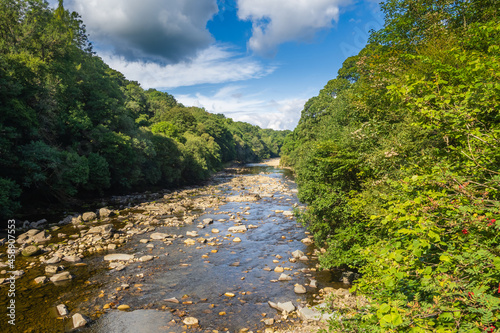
[1,162,344,333]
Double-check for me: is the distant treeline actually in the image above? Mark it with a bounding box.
[282,0,499,331]
[0,0,290,218]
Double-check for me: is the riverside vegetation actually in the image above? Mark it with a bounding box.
[0,0,289,221]
[281,0,499,332]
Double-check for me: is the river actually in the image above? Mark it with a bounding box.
[0,160,344,333]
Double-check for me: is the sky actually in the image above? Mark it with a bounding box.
[49,0,384,130]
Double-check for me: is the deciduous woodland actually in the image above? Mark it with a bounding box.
[280,0,499,331]
[0,0,289,218]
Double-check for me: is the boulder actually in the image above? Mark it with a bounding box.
[82,211,97,222]
[291,250,304,259]
[278,273,292,281]
[103,253,134,261]
[21,245,40,257]
[228,225,247,233]
[56,304,69,316]
[277,301,295,313]
[72,313,88,329]
[297,307,321,321]
[17,230,51,245]
[50,271,72,283]
[88,224,114,234]
[34,276,48,284]
[294,284,307,294]
[99,208,113,218]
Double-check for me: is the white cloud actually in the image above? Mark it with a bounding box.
[99,45,275,89]
[176,86,306,130]
[237,0,351,56]
[66,0,218,62]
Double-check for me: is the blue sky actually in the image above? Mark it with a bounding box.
[50,0,383,130]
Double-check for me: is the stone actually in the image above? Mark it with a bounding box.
[233,237,242,242]
[46,256,61,264]
[274,267,284,273]
[140,239,149,244]
[45,265,62,274]
[301,237,313,245]
[63,255,82,263]
[21,245,40,257]
[283,211,294,216]
[224,292,235,297]
[294,284,307,294]
[277,301,295,313]
[17,230,51,244]
[184,239,196,246]
[278,273,292,281]
[164,297,179,303]
[264,318,274,325]
[50,271,72,283]
[103,253,134,261]
[309,279,318,288]
[341,271,359,284]
[56,304,69,316]
[34,276,48,284]
[183,317,199,325]
[297,307,321,321]
[211,229,220,233]
[228,225,247,233]
[117,304,130,310]
[186,231,199,237]
[150,232,169,240]
[203,218,214,225]
[99,208,113,218]
[72,313,88,328]
[140,255,153,262]
[88,224,114,234]
[291,250,304,259]
[82,212,97,222]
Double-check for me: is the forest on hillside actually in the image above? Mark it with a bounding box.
[282,0,499,331]
[0,0,289,219]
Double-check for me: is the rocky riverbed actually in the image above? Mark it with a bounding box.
[0,159,358,333]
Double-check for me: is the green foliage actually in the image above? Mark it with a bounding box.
[283,2,500,331]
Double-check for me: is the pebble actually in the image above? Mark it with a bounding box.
[117,304,130,310]
[183,317,199,325]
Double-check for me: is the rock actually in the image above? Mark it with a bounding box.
[45,265,62,274]
[283,211,294,216]
[184,239,196,246]
[265,328,274,333]
[63,255,82,263]
[309,279,318,288]
[264,318,274,325]
[203,218,214,225]
[117,304,130,310]
[50,271,72,283]
[17,230,51,244]
[140,255,153,262]
[228,225,247,233]
[21,245,40,257]
[82,212,97,222]
[301,237,313,245]
[140,239,149,244]
[299,255,309,261]
[297,307,321,321]
[294,284,307,294]
[183,317,199,325]
[108,244,117,250]
[150,232,169,240]
[274,267,284,273]
[277,301,295,313]
[164,297,179,303]
[233,237,242,242]
[99,208,113,218]
[88,224,114,234]
[72,313,88,328]
[46,256,61,264]
[224,292,235,297]
[34,276,48,284]
[278,273,292,281]
[186,231,199,237]
[56,304,69,316]
[103,253,134,261]
[291,250,304,259]
[211,229,220,233]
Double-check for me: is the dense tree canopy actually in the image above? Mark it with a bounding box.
[0,0,289,218]
[282,0,499,331]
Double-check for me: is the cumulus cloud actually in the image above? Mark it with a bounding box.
[237,0,350,56]
[100,45,275,89]
[177,86,306,130]
[66,0,218,63]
